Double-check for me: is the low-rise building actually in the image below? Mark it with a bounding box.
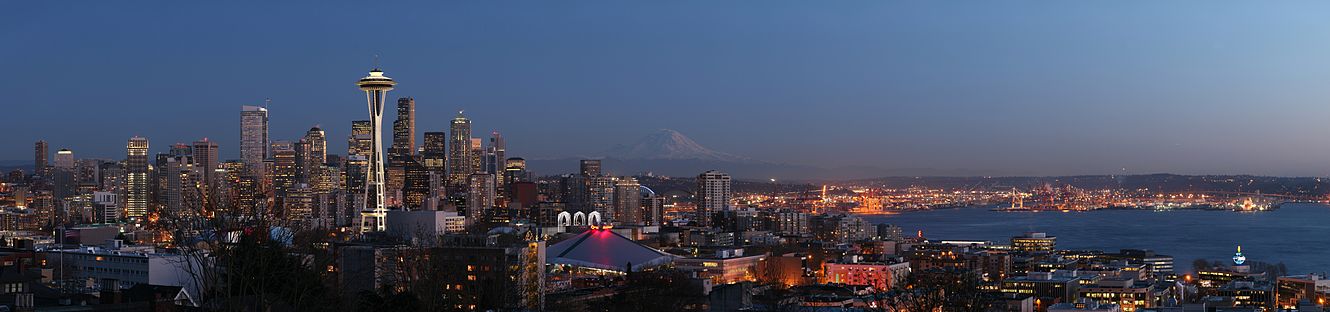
[40,242,199,298]
[677,248,767,285]
[1048,299,1122,312]
[1001,271,1082,304]
[821,255,910,290]
[1215,280,1274,310]
[1079,277,1157,312]
[1011,232,1056,253]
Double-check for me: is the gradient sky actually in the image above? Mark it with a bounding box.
[6,1,1330,176]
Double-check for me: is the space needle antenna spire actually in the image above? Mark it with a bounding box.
[356,65,396,233]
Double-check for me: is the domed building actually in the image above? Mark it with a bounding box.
[546,227,677,273]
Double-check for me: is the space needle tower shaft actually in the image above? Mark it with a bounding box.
[357,68,395,232]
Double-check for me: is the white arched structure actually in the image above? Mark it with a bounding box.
[557,211,572,227]
[587,211,603,226]
[573,212,587,226]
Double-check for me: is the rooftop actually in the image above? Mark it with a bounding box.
[546,229,677,272]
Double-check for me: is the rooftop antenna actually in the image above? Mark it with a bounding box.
[373,54,381,70]
[264,98,271,109]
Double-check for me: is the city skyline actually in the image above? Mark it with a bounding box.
[5,3,1330,311]
[11,2,1330,177]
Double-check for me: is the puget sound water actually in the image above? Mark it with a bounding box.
[860,203,1330,274]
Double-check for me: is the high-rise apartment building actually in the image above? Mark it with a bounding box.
[696,170,732,227]
[466,173,496,226]
[125,137,150,219]
[641,187,664,226]
[615,177,642,225]
[240,105,269,175]
[98,161,125,193]
[448,112,473,185]
[391,97,415,162]
[587,176,616,222]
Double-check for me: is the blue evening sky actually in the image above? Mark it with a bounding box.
[5,1,1330,176]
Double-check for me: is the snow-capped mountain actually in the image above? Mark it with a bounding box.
[599,129,755,163]
[526,129,1003,180]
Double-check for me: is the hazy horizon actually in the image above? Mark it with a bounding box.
[8,1,1330,176]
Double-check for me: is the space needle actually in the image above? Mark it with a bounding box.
[357,68,395,232]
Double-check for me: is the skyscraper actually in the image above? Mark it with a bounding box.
[54,149,74,170]
[402,159,430,210]
[312,163,342,226]
[153,152,170,206]
[52,149,76,202]
[126,137,150,219]
[191,138,219,188]
[34,140,48,177]
[348,120,373,158]
[696,170,732,227]
[503,157,528,192]
[486,131,506,192]
[240,105,269,175]
[391,97,415,162]
[357,68,396,232]
[422,132,447,173]
[385,164,404,207]
[297,126,326,184]
[233,175,261,217]
[163,143,201,216]
[560,174,587,210]
[346,120,372,221]
[284,184,315,226]
[448,112,472,185]
[342,154,367,226]
[470,138,483,175]
[215,160,246,215]
[271,141,297,216]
